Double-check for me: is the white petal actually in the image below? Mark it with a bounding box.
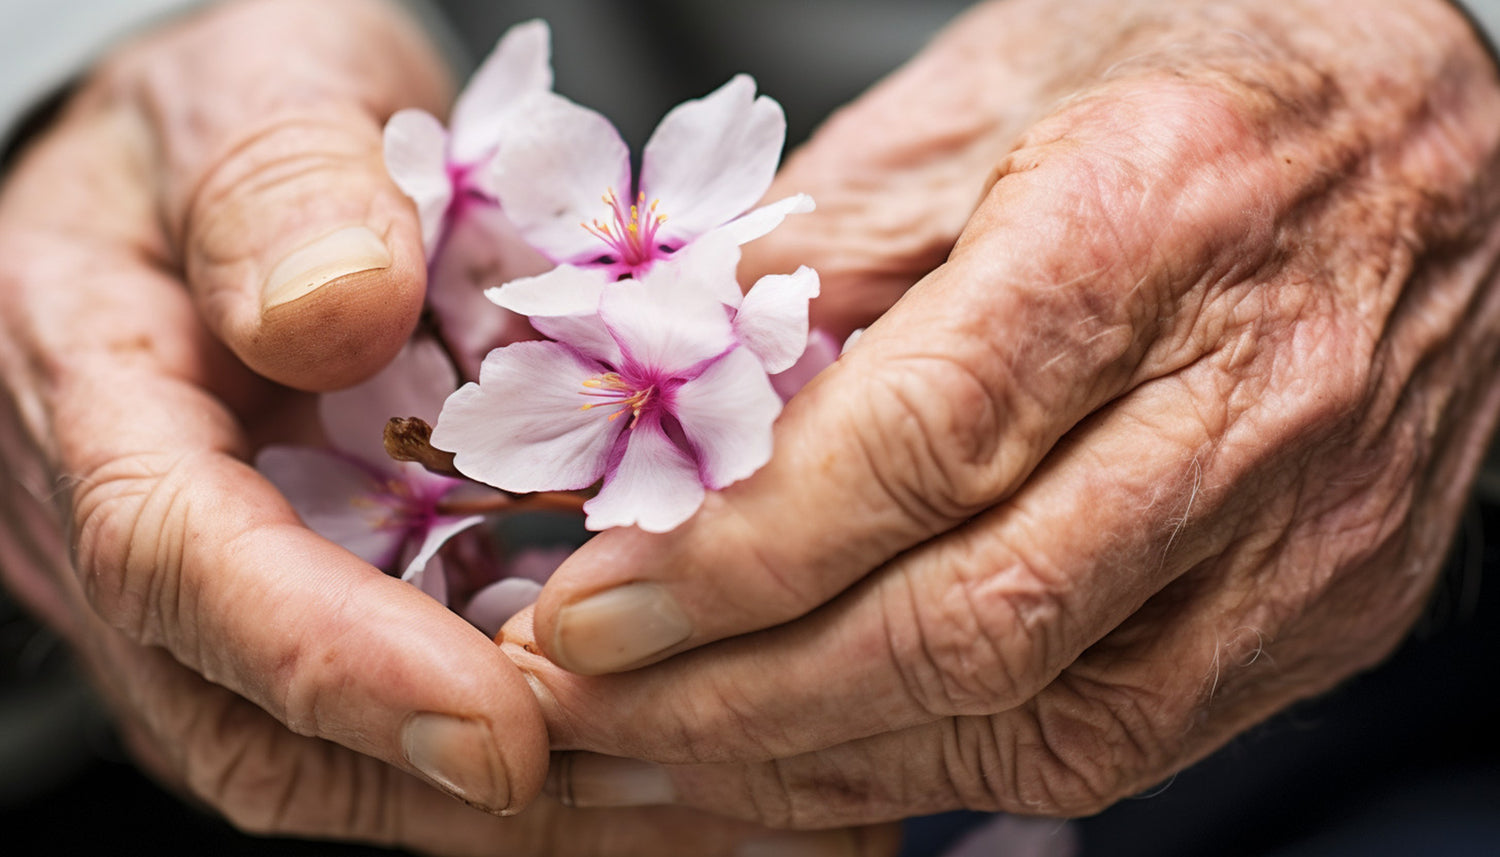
[673,348,781,490]
[531,313,622,367]
[485,264,610,318]
[645,229,744,307]
[405,554,451,605]
[256,447,402,569]
[383,109,454,254]
[491,91,632,264]
[734,266,821,373]
[485,264,618,364]
[462,577,544,637]
[450,20,553,163]
[400,514,486,586]
[320,338,458,466]
[771,329,840,401]
[640,75,787,244]
[601,273,736,375]
[717,193,815,246]
[431,341,620,493]
[584,417,705,533]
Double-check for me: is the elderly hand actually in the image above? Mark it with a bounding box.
[0,1,895,854]
[506,0,1500,828]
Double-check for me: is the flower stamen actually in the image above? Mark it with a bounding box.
[580,372,654,428]
[580,188,669,270]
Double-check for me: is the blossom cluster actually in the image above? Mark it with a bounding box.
[255,20,833,629]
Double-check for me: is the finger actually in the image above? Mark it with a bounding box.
[3,41,548,816]
[504,297,1379,758]
[61,358,548,812]
[533,563,1319,827]
[88,612,894,857]
[532,80,1301,675]
[107,0,452,390]
[3,189,548,813]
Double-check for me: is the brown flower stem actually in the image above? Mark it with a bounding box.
[435,491,588,517]
[383,416,460,477]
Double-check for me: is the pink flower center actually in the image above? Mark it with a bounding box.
[582,188,668,271]
[360,477,441,537]
[580,371,655,428]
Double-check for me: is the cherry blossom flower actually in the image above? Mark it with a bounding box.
[383,20,553,376]
[486,74,814,297]
[256,339,486,600]
[433,246,818,533]
[491,230,819,377]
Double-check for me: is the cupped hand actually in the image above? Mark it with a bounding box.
[0,1,893,853]
[508,0,1500,828]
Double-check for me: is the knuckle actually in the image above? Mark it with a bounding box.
[848,353,1006,525]
[948,676,1176,817]
[261,596,362,736]
[747,753,894,830]
[664,673,799,765]
[741,759,800,828]
[70,451,195,645]
[889,541,1073,717]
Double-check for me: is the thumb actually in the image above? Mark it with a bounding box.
[134,0,451,390]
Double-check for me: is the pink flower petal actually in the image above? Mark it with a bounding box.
[320,338,458,467]
[734,266,821,374]
[486,263,618,364]
[433,341,621,493]
[399,514,486,585]
[491,91,632,264]
[531,313,621,367]
[600,271,737,375]
[584,416,706,532]
[771,329,840,401]
[383,109,453,254]
[449,20,553,164]
[673,347,782,490]
[640,75,787,245]
[485,263,611,318]
[406,553,450,606]
[256,446,403,569]
[462,577,544,637]
[427,204,550,380]
[717,193,815,246]
[643,229,745,308]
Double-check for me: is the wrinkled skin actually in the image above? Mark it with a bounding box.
[509,0,1500,828]
[0,0,896,854]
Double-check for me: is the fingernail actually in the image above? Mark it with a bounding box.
[401,713,510,813]
[262,225,391,310]
[739,830,860,857]
[552,582,692,674]
[550,753,676,808]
